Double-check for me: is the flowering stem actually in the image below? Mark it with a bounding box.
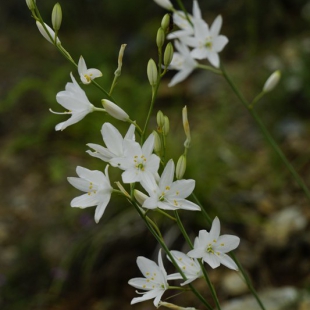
[220,64,310,203]
[229,252,267,310]
[131,201,212,309]
[191,193,267,310]
[197,64,222,75]
[174,211,222,310]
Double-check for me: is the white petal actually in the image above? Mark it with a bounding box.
[78,56,87,75]
[213,35,229,52]
[142,134,155,156]
[208,51,220,68]
[94,194,111,223]
[209,217,221,240]
[203,253,220,269]
[101,123,124,156]
[70,193,98,208]
[67,177,90,192]
[218,253,238,270]
[217,235,240,252]
[192,0,201,19]
[210,15,222,37]
[122,168,140,183]
[159,159,174,190]
[86,68,102,78]
[169,179,195,198]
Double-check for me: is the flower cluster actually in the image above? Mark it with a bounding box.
[128,217,240,306]
[155,0,228,86]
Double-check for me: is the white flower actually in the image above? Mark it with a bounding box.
[187,217,240,270]
[110,134,160,184]
[36,21,60,45]
[153,0,174,10]
[78,56,102,84]
[87,122,135,163]
[167,0,202,40]
[183,15,228,68]
[51,73,95,131]
[167,250,203,285]
[128,249,169,307]
[67,165,113,223]
[141,159,200,211]
[168,40,198,87]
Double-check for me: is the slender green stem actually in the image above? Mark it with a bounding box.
[221,64,310,202]
[230,252,266,310]
[197,64,223,75]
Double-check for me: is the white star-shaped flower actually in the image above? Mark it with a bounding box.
[167,250,203,285]
[110,134,160,184]
[128,249,169,307]
[168,40,198,87]
[87,122,135,163]
[67,165,113,223]
[167,0,202,40]
[182,15,228,68]
[78,56,102,84]
[50,73,95,131]
[141,159,200,211]
[187,217,240,270]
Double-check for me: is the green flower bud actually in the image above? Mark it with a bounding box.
[162,115,169,136]
[156,27,165,49]
[176,154,187,180]
[147,58,158,86]
[164,42,174,67]
[157,110,165,129]
[26,0,36,10]
[182,106,191,148]
[153,131,162,156]
[52,3,62,31]
[161,14,171,31]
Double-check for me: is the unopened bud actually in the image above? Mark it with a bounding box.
[101,99,129,121]
[161,14,171,31]
[156,27,165,49]
[162,115,169,136]
[164,42,174,67]
[153,131,162,155]
[36,21,61,45]
[147,58,158,86]
[52,3,62,31]
[176,154,187,180]
[115,181,130,199]
[263,70,281,92]
[182,106,191,148]
[134,190,148,206]
[157,110,165,129]
[153,0,174,10]
[114,44,127,77]
[26,0,36,10]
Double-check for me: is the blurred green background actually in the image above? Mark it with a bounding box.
[1,0,310,309]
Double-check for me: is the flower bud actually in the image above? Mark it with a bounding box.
[36,21,61,45]
[164,42,174,67]
[161,14,171,31]
[153,0,174,10]
[156,27,165,49]
[26,0,36,10]
[134,189,148,206]
[182,106,191,148]
[157,110,165,129]
[263,70,281,92]
[162,115,169,136]
[52,3,62,31]
[176,154,187,180]
[114,44,127,77]
[153,131,162,155]
[101,99,129,121]
[147,58,158,86]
